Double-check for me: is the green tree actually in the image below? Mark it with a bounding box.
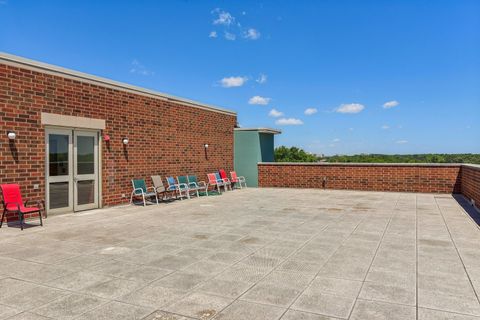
[274,146,318,162]
[325,153,480,164]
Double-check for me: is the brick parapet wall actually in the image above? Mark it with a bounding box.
[0,62,236,220]
[258,163,463,194]
[461,165,480,209]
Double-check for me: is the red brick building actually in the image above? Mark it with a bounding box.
[0,53,237,217]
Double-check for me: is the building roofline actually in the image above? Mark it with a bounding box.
[0,52,237,116]
[234,127,281,134]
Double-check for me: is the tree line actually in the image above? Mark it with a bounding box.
[274,146,480,164]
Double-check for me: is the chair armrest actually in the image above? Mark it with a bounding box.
[132,187,145,195]
[176,183,189,190]
[197,181,207,187]
[222,178,231,183]
[24,199,45,208]
[188,182,199,188]
[147,186,156,192]
[155,187,167,193]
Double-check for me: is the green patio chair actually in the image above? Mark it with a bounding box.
[130,179,158,206]
[177,175,198,198]
[188,175,208,196]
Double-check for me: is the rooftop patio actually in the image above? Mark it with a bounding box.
[0,188,479,320]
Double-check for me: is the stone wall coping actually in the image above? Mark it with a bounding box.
[258,162,478,167]
[462,164,480,170]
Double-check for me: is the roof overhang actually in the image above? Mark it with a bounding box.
[234,127,281,135]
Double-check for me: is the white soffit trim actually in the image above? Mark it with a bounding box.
[41,112,106,130]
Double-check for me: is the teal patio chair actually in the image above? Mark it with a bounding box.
[187,175,208,196]
[130,179,158,206]
[177,175,198,198]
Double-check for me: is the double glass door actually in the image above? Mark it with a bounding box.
[46,128,99,213]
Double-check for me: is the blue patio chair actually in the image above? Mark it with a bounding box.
[166,176,189,200]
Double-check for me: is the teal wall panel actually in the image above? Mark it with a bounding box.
[234,130,278,187]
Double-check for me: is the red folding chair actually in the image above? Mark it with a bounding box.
[0,184,43,230]
[206,173,227,194]
[230,171,247,189]
[218,169,232,190]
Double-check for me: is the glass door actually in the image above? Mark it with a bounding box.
[46,129,73,214]
[73,130,99,211]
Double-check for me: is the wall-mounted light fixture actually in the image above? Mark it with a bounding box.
[122,137,129,145]
[203,143,209,160]
[7,131,16,140]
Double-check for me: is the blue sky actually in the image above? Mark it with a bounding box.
[1,1,479,155]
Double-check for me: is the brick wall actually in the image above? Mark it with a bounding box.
[258,163,463,193]
[0,62,236,220]
[461,165,480,208]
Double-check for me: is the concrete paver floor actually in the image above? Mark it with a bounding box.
[0,188,479,320]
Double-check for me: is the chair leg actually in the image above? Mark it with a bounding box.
[142,194,146,206]
[0,209,5,228]
[38,209,43,226]
[19,212,24,231]
[155,193,159,204]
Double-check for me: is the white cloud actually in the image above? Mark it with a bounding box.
[275,118,304,126]
[209,31,217,38]
[381,125,390,130]
[268,108,284,117]
[256,74,267,84]
[224,32,236,41]
[212,9,235,26]
[333,138,340,142]
[220,76,247,88]
[396,140,408,144]
[248,95,271,105]
[130,59,154,76]
[336,103,365,114]
[304,108,318,115]
[243,28,261,40]
[383,100,399,109]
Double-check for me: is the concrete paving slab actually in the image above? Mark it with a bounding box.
[0,188,478,319]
